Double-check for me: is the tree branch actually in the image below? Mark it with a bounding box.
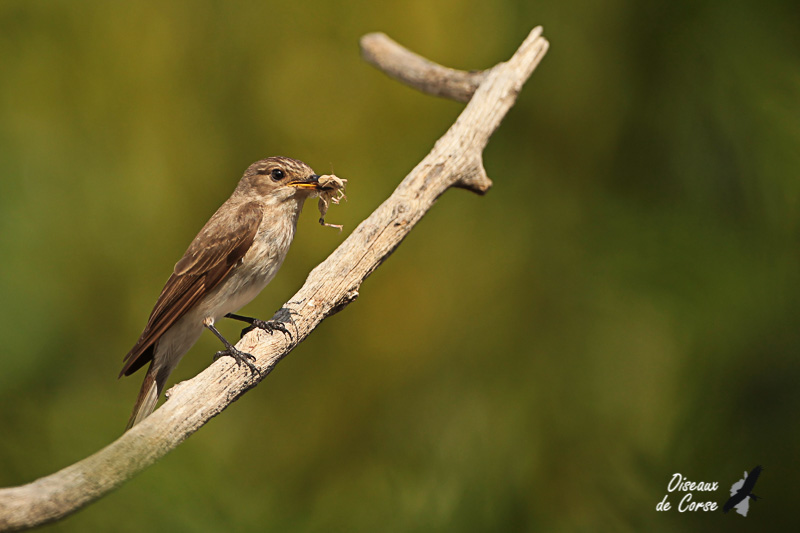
[0,27,548,531]
[360,32,487,102]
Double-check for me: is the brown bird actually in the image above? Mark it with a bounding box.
[120,156,324,429]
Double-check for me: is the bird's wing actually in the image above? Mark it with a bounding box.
[723,492,745,513]
[119,201,263,377]
[742,465,763,491]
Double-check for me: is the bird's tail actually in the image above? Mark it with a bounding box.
[126,364,163,430]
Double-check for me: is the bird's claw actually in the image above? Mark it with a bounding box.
[213,346,260,375]
[240,319,293,340]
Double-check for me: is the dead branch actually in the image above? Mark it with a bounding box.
[360,32,487,102]
[0,27,548,531]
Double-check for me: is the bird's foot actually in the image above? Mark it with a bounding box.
[240,319,293,340]
[225,313,294,340]
[282,305,302,317]
[242,318,294,340]
[213,346,260,375]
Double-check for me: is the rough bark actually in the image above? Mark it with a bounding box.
[0,27,548,531]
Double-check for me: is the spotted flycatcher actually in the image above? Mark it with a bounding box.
[120,156,324,428]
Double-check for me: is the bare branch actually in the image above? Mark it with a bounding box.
[0,27,548,531]
[360,32,486,102]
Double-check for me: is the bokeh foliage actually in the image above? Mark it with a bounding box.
[0,1,797,531]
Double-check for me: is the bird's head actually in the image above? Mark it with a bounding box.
[238,156,323,202]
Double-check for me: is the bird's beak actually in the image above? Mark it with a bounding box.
[287,174,322,190]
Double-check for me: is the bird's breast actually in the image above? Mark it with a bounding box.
[200,200,302,321]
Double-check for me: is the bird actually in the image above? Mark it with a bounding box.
[723,465,763,513]
[119,156,325,429]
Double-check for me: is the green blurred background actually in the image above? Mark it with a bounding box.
[1,1,797,531]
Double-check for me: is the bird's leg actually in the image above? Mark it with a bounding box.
[205,323,260,375]
[224,313,293,340]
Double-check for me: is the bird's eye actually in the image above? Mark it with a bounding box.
[271,168,285,181]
